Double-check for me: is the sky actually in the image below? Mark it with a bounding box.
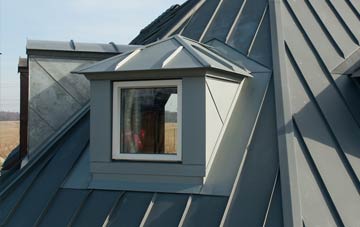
[0,0,186,112]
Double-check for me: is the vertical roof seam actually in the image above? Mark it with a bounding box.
[225,0,248,43]
[285,43,360,191]
[292,119,346,227]
[0,105,90,198]
[304,0,345,58]
[0,153,54,226]
[102,191,125,227]
[33,188,62,227]
[67,190,93,227]
[344,0,360,21]
[324,0,360,45]
[268,1,302,226]
[178,195,193,227]
[261,168,280,227]
[219,77,270,226]
[246,3,269,56]
[164,0,207,39]
[199,0,224,42]
[115,48,141,71]
[283,2,360,131]
[139,193,157,227]
[162,46,184,68]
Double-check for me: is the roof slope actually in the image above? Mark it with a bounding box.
[1,0,360,226]
[278,1,360,226]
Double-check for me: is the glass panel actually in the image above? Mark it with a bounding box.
[120,87,178,155]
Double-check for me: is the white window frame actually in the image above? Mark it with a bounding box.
[112,80,182,161]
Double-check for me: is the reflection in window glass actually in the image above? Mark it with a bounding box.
[120,87,178,155]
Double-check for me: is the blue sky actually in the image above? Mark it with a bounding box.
[0,0,185,112]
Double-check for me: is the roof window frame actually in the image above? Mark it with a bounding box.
[112,79,182,162]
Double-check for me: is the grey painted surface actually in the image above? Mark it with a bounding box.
[226,0,269,54]
[206,39,271,73]
[78,35,251,77]
[37,189,89,227]
[143,193,188,227]
[89,77,207,188]
[205,82,223,165]
[90,80,112,162]
[88,72,255,194]
[206,77,239,121]
[105,192,153,227]
[221,79,279,226]
[91,162,204,177]
[281,0,360,226]
[263,174,283,227]
[269,1,302,226]
[71,190,119,227]
[62,146,91,189]
[27,39,141,53]
[181,195,227,227]
[2,0,360,226]
[181,77,206,165]
[201,72,271,195]
[2,114,89,226]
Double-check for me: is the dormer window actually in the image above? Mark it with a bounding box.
[112,80,182,161]
[75,35,251,193]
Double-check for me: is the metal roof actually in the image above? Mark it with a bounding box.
[27,40,141,54]
[1,0,360,226]
[76,35,251,77]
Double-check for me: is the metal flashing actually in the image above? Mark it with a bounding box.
[269,1,302,227]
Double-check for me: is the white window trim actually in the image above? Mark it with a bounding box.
[112,80,182,162]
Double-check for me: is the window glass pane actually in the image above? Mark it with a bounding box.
[120,87,178,155]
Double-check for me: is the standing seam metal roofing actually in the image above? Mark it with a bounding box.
[1,0,360,226]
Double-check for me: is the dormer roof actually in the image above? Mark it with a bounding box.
[75,35,251,77]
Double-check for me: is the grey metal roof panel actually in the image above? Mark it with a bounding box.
[37,189,89,227]
[206,39,271,73]
[280,0,360,225]
[105,192,153,227]
[143,193,188,227]
[181,0,220,41]
[293,122,342,227]
[0,152,54,226]
[2,0,360,226]
[76,35,251,77]
[27,40,141,53]
[332,47,360,74]
[200,71,271,195]
[180,195,227,227]
[247,6,273,69]
[62,145,91,189]
[71,190,120,227]
[201,0,246,42]
[226,0,268,54]
[221,80,279,226]
[130,0,201,45]
[263,175,283,227]
[3,114,89,227]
